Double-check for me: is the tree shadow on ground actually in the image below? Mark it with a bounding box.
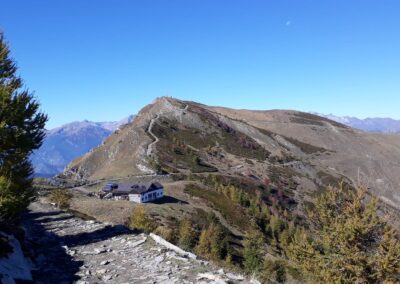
[35,215,74,224]
[27,210,64,219]
[62,225,130,247]
[152,195,189,205]
[22,208,133,283]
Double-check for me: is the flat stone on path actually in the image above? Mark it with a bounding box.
[22,201,248,283]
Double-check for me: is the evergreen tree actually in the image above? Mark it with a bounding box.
[0,34,47,223]
[287,184,400,283]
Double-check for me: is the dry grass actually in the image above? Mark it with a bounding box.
[68,181,199,225]
[64,97,400,212]
[69,196,135,224]
[48,190,73,209]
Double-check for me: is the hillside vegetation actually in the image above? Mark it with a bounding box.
[59,97,400,282]
[122,180,400,282]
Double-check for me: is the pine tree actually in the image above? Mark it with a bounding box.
[0,34,47,223]
[286,184,400,283]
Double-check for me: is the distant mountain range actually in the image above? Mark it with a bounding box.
[31,115,135,177]
[314,113,400,133]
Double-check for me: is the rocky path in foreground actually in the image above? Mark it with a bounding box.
[23,201,248,284]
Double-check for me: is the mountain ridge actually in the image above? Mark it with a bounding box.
[62,97,400,211]
[51,97,400,280]
[35,105,400,178]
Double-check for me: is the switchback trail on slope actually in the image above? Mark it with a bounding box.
[146,114,160,157]
[146,104,189,158]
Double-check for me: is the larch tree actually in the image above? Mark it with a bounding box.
[128,205,156,233]
[0,33,47,223]
[195,222,229,261]
[286,184,400,283]
[178,218,197,250]
[243,228,265,273]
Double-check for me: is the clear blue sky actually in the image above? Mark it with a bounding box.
[2,1,400,128]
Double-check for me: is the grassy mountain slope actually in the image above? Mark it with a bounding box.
[63,97,400,211]
[56,97,400,280]
[204,105,400,209]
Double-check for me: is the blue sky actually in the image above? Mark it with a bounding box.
[2,1,400,128]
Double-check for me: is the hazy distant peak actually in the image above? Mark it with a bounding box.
[100,115,137,131]
[49,121,105,134]
[313,112,400,133]
[49,115,136,134]
[33,114,136,177]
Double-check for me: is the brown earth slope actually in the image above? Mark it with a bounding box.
[204,105,400,209]
[63,97,400,211]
